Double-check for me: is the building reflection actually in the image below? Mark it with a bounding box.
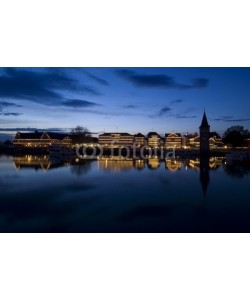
[13,155,55,171]
[11,155,224,183]
[13,155,74,171]
[98,157,134,172]
[147,158,160,169]
[165,159,182,172]
[133,159,145,170]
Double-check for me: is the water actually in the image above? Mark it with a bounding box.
[0,155,249,232]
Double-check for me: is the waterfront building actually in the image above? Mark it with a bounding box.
[184,132,223,149]
[209,132,224,149]
[187,133,200,149]
[13,131,72,148]
[147,132,161,148]
[134,133,146,148]
[98,132,134,148]
[165,133,182,149]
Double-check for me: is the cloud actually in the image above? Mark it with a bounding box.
[214,116,250,122]
[170,99,183,104]
[0,127,68,132]
[214,116,233,121]
[151,106,197,119]
[174,114,197,119]
[0,112,22,116]
[0,101,22,109]
[116,69,209,89]
[62,99,100,108]
[191,78,209,88]
[159,107,172,115]
[86,73,109,86]
[0,68,102,106]
[121,105,137,109]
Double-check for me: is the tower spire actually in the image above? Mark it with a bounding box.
[200,110,210,128]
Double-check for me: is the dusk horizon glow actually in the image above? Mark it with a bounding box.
[0,67,250,141]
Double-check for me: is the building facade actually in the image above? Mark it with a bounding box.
[184,133,200,149]
[165,133,182,148]
[209,132,224,149]
[147,132,161,148]
[98,133,134,148]
[134,133,146,148]
[13,131,72,148]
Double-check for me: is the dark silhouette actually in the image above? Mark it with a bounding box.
[199,111,210,155]
[70,126,93,145]
[199,156,210,196]
[223,163,250,178]
[70,126,91,136]
[223,126,249,147]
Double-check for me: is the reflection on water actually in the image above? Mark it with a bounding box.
[0,154,249,232]
[200,156,210,196]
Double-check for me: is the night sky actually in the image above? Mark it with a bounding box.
[0,67,250,140]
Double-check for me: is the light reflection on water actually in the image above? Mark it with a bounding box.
[0,155,249,232]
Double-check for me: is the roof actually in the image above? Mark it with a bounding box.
[134,133,145,137]
[210,132,221,139]
[147,132,161,137]
[165,133,181,137]
[99,132,132,136]
[14,131,71,140]
[200,111,210,128]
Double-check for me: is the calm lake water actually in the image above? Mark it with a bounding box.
[0,154,250,232]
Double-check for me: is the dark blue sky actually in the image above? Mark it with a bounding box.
[0,67,250,138]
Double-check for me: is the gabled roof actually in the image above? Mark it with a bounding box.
[147,132,161,137]
[14,131,71,140]
[165,133,181,137]
[134,133,145,137]
[99,132,132,136]
[200,111,210,128]
[210,132,221,139]
[185,133,199,138]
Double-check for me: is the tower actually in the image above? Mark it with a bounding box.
[199,111,210,154]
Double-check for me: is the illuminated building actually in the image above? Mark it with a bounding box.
[134,133,146,148]
[184,132,224,149]
[165,133,182,149]
[187,133,200,149]
[247,138,250,148]
[209,132,224,149]
[147,132,161,148]
[13,131,72,148]
[98,133,134,148]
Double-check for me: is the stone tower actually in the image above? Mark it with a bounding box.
[199,111,210,154]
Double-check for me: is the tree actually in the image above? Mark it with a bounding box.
[70,126,91,137]
[223,126,249,147]
[70,126,92,144]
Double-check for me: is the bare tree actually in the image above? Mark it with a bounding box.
[70,126,91,137]
[70,126,92,144]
